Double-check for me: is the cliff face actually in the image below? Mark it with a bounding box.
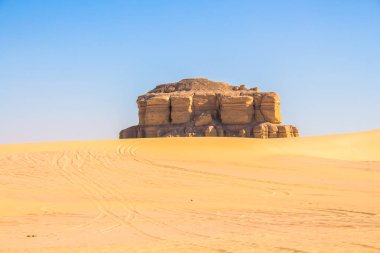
[120,78,298,138]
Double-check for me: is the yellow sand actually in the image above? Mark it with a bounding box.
[0,130,379,252]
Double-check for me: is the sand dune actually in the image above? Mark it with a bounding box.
[0,130,379,252]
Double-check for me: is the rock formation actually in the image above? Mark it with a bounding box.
[120,78,299,138]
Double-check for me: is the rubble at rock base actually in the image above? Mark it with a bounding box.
[120,123,298,138]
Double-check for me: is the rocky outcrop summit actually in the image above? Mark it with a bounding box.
[120,78,299,138]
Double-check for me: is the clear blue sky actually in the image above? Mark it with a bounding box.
[1,0,379,143]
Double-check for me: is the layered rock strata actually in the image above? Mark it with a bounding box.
[120,78,298,138]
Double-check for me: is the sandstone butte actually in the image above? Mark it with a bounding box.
[120,78,299,139]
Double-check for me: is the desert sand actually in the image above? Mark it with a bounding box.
[0,130,379,252]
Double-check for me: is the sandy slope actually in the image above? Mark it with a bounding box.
[0,130,379,253]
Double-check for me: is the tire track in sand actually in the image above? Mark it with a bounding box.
[115,141,259,243]
[51,149,162,240]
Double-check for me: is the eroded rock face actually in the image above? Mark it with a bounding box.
[193,93,218,118]
[144,95,170,126]
[260,93,281,124]
[171,95,192,124]
[220,95,254,125]
[194,113,213,127]
[120,78,299,138]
